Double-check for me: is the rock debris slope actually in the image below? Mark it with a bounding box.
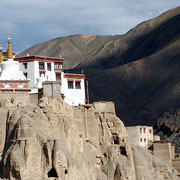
[0,96,179,180]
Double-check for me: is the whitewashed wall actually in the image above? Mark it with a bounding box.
[139,126,148,148]
[126,127,140,147]
[61,72,86,106]
[126,126,154,149]
[19,62,86,106]
[147,127,153,142]
[19,61,57,88]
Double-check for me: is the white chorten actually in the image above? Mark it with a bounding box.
[0,36,26,80]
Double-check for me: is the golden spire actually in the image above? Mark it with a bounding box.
[0,45,3,63]
[7,35,12,59]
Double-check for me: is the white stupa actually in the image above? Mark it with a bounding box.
[0,36,29,91]
[0,36,26,80]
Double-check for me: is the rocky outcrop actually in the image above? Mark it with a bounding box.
[154,109,180,153]
[0,97,136,179]
[133,146,179,180]
[0,96,179,179]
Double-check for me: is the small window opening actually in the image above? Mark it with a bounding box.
[48,168,58,178]
[39,62,45,70]
[140,138,142,142]
[75,81,81,89]
[149,129,152,134]
[64,169,68,174]
[24,72,28,78]
[39,71,45,77]
[144,138,146,142]
[120,146,127,157]
[47,63,51,71]
[56,72,61,80]
[143,128,146,133]
[23,63,27,69]
[68,80,74,89]
[54,62,62,70]
[140,128,142,133]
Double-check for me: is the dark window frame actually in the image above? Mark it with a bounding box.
[47,63,51,71]
[39,62,45,70]
[39,71,45,77]
[23,63,27,69]
[140,128,142,133]
[68,80,74,89]
[54,62,62,70]
[75,81,81,89]
[56,72,61,80]
[143,128,146,133]
[23,72,28,78]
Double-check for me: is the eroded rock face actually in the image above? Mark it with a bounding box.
[0,97,179,180]
[133,146,178,180]
[0,97,136,180]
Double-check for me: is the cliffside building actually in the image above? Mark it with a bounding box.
[0,36,86,106]
[126,126,153,149]
[126,126,180,173]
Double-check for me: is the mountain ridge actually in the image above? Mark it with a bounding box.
[18,6,180,126]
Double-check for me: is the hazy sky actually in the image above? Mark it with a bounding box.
[0,0,179,53]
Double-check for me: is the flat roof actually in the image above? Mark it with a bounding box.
[64,73,85,79]
[154,140,172,143]
[126,126,153,128]
[14,55,64,62]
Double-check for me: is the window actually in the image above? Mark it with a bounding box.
[140,138,142,142]
[143,128,146,133]
[56,72,61,80]
[47,63,51,71]
[23,63,27,69]
[149,129,152,134]
[140,128,142,133]
[68,80,74,89]
[39,71,45,77]
[75,81,81,89]
[39,62,45,70]
[144,138,146,142]
[54,62,62,70]
[23,72,28,78]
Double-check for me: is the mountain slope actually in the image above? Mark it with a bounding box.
[18,35,118,69]
[18,6,180,126]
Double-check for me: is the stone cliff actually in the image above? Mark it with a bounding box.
[0,96,179,180]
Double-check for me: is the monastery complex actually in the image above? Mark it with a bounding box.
[0,36,179,174]
[0,36,86,106]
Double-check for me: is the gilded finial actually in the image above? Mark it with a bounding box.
[0,45,3,63]
[7,35,12,59]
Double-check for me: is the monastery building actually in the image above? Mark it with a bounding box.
[126,126,154,149]
[0,36,86,106]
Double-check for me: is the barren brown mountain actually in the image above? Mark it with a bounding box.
[18,6,180,126]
